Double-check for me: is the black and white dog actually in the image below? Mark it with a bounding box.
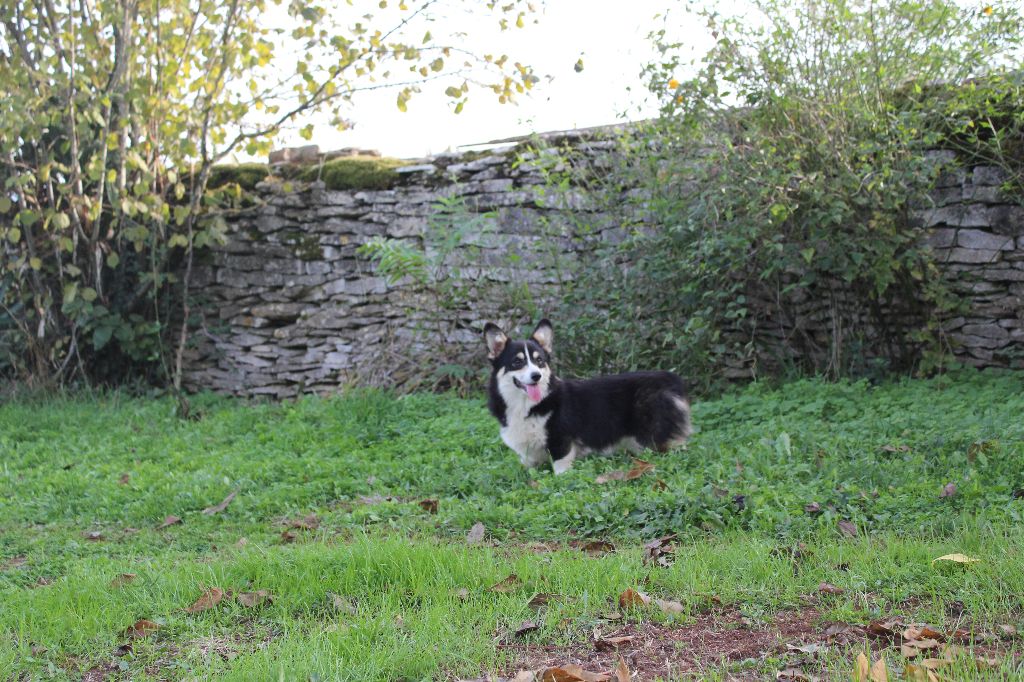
[484,319,692,474]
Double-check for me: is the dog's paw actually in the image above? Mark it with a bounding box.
[551,457,574,475]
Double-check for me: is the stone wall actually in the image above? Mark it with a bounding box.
[184,136,1024,398]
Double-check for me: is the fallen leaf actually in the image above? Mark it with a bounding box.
[236,590,273,608]
[488,574,522,593]
[867,619,902,640]
[997,624,1017,638]
[580,540,615,556]
[542,666,611,682]
[514,620,539,637]
[777,668,813,681]
[624,458,654,480]
[287,513,319,530]
[156,515,181,530]
[904,664,940,682]
[123,619,160,639]
[111,573,136,588]
[787,642,824,654]
[904,626,944,642]
[854,653,871,681]
[870,657,889,682]
[456,588,469,601]
[329,593,356,614]
[939,483,956,498]
[418,499,439,514]
[880,444,910,453]
[618,588,651,609]
[838,519,858,537]
[184,587,226,614]
[594,635,634,652]
[642,534,677,566]
[817,582,844,595]
[83,530,105,540]
[527,592,559,608]
[595,470,626,484]
[804,502,822,514]
[118,473,131,485]
[930,553,979,565]
[652,478,668,491]
[280,530,297,543]
[235,537,248,548]
[511,672,536,682]
[655,598,685,614]
[918,658,953,670]
[202,490,238,515]
[613,655,629,682]
[31,576,53,587]
[466,522,486,544]
[602,612,623,621]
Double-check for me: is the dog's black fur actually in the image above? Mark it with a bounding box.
[484,319,692,473]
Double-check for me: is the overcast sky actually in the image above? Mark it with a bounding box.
[243,0,710,160]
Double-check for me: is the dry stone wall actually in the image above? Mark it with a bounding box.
[184,136,1024,398]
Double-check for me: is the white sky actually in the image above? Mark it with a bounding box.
[249,1,711,160]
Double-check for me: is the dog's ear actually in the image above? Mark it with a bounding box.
[531,318,553,353]
[483,323,508,359]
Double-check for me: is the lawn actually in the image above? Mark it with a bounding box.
[1,371,1023,680]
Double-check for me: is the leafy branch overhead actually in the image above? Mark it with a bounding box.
[0,0,539,388]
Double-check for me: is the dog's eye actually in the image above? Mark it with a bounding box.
[510,360,524,369]
[534,358,546,367]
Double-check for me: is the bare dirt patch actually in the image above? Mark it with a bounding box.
[494,608,1023,681]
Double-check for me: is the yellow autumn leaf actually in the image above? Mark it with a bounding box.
[931,553,979,565]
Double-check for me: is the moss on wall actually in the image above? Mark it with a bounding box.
[297,157,407,190]
[208,163,271,191]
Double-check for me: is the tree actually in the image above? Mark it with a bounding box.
[0,0,539,394]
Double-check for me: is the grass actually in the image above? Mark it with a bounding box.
[2,370,1023,680]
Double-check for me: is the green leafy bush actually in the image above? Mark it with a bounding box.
[546,0,1023,391]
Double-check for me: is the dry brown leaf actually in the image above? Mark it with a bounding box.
[466,522,486,544]
[652,478,667,491]
[118,473,130,485]
[655,598,684,615]
[838,519,858,537]
[997,624,1017,639]
[329,593,356,614]
[602,612,623,621]
[904,664,939,682]
[184,587,226,614]
[542,665,611,682]
[918,659,953,670]
[804,502,822,514]
[123,618,160,639]
[580,540,615,556]
[817,582,844,595]
[624,458,654,480]
[527,593,558,608]
[31,576,53,588]
[1,555,27,571]
[854,653,871,682]
[777,668,813,681]
[287,513,320,530]
[595,470,626,484]
[202,490,238,515]
[867,619,902,640]
[594,635,634,652]
[236,590,273,608]
[83,530,105,540]
[156,515,181,530]
[787,643,824,654]
[418,499,439,514]
[613,656,629,682]
[488,574,522,593]
[111,573,136,588]
[511,672,536,682]
[514,620,539,637]
[939,483,957,498]
[618,588,651,609]
[280,530,297,543]
[456,588,470,601]
[870,657,889,682]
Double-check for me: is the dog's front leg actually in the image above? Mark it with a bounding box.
[551,445,578,475]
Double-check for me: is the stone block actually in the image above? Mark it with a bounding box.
[988,205,1024,235]
[944,247,1001,264]
[925,228,957,249]
[973,165,1007,187]
[956,229,1014,251]
[961,323,1009,339]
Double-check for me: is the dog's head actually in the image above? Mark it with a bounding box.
[483,319,554,405]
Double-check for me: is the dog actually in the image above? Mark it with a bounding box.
[483,319,692,474]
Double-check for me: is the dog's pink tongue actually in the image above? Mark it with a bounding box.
[526,384,543,402]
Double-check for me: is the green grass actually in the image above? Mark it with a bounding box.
[2,371,1023,680]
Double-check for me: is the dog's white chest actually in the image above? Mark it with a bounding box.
[500,407,550,468]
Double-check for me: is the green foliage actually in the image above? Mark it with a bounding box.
[0,0,539,390]
[1,374,1024,678]
[298,157,407,191]
[358,192,539,392]
[546,0,1024,390]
